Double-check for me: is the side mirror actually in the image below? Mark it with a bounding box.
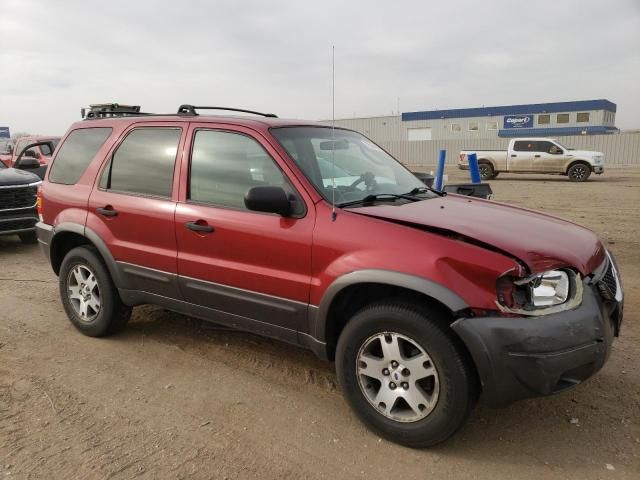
[17,158,40,170]
[13,140,54,169]
[549,146,562,154]
[244,186,292,216]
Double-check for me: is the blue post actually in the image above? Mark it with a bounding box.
[468,152,481,184]
[435,149,446,190]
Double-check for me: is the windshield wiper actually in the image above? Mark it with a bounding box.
[406,186,446,197]
[338,193,422,208]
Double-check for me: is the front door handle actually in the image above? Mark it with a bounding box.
[96,206,118,217]
[534,154,541,158]
[510,154,517,157]
[185,221,214,233]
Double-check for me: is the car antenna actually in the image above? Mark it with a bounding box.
[331,45,337,222]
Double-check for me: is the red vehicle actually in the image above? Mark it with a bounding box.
[5,135,61,167]
[36,104,624,447]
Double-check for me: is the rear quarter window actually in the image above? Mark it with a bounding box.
[49,128,112,185]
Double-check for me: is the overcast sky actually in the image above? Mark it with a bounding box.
[1,0,639,135]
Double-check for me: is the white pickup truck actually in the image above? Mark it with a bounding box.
[458,138,605,182]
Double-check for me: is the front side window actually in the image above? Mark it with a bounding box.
[101,128,180,197]
[189,130,301,213]
[535,141,556,153]
[50,128,112,185]
[271,127,430,206]
[557,113,570,124]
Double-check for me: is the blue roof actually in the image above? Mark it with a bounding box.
[498,126,618,137]
[402,99,617,121]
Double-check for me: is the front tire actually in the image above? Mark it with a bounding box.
[59,246,131,337]
[336,300,477,448]
[567,162,591,182]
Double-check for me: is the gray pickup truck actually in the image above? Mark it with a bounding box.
[459,138,605,182]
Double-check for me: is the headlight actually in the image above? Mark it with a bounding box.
[496,269,582,316]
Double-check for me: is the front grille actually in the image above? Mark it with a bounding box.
[0,217,37,233]
[0,185,38,210]
[597,258,618,301]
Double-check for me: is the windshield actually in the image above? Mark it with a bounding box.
[271,127,430,206]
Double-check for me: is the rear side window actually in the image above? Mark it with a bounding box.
[49,128,112,185]
[513,141,534,152]
[100,128,180,198]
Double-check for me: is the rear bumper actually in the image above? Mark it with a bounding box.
[452,279,623,407]
[35,221,53,261]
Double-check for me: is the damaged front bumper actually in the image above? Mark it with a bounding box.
[451,270,623,407]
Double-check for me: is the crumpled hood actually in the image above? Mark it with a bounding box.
[0,167,41,186]
[350,195,605,275]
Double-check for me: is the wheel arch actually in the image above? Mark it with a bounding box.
[565,158,592,174]
[50,223,124,287]
[477,157,497,170]
[311,270,469,360]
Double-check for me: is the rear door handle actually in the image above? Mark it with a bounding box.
[185,221,214,233]
[96,206,118,217]
[534,154,541,158]
[510,154,517,157]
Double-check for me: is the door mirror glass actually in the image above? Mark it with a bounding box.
[549,145,562,154]
[244,186,292,216]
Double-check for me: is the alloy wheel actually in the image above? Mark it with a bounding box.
[356,332,440,422]
[67,264,101,322]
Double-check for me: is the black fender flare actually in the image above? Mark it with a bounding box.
[50,222,126,288]
[309,269,469,342]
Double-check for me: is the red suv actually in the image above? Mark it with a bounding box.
[36,104,624,447]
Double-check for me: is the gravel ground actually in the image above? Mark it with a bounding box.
[1,167,638,479]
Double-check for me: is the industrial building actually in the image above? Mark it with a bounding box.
[331,99,640,166]
[333,99,618,142]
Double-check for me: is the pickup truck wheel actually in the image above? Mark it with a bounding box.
[59,246,132,337]
[478,163,495,180]
[18,231,38,244]
[336,300,477,448]
[567,162,591,182]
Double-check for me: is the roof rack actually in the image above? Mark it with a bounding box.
[82,103,150,119]
[177,105,278,118]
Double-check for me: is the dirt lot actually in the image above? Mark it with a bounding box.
[1,167,639,479]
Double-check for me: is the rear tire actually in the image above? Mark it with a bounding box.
[336,300,477,448]
[18,231,38,244]
[59,246,131,337]
[478,162,496,180]
[567,162,591,182]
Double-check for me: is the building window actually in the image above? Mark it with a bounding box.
[557,113,570,124]
[451,123,461,132]
[537,114,550,125]
[468,121,479,131]
[487,121,498,130]
[407,128,432,141]
[576,112,590,123]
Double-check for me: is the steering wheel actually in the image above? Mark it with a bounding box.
[349,172,378,191]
